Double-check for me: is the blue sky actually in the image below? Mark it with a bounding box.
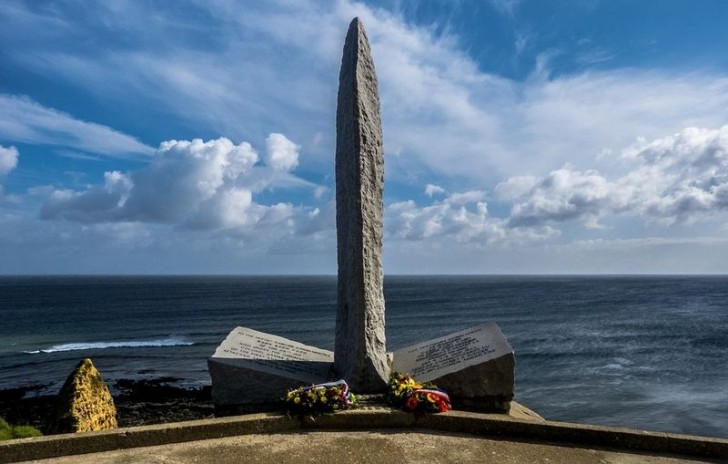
[2,0,728,274]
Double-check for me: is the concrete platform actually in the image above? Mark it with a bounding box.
[2,405,727,463]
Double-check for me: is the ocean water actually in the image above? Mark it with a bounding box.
[1,275,727,438]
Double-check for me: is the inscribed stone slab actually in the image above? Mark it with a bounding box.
[392,322,515,412]
[391,322,512,382]
[208,327,333,407]
[211,326,333,382]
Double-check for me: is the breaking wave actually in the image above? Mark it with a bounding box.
[24,338,194,354]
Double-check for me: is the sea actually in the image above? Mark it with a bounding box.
[1,275,727,438]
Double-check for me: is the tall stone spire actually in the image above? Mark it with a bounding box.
[333,18,389,392]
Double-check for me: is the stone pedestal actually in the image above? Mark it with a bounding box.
[208,327,333,413]
[391,323,515,412]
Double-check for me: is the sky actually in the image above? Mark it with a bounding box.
[2,0,728,275]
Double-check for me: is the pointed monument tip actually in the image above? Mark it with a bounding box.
[344,17,366,51]
[348,17,364,32]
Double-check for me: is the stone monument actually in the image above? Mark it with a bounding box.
[208,17,390,411]
[334,17,389,392]
[209,17,515,413]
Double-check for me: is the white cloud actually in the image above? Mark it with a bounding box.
[619,126,728,224]
[497,125,728,228]
[0,145,19,176]
[40,136,318,236]
[90,222,152,245]
[486,0,521,16]
[500,167,613,228]
[265,133,300,172]
[424,184,446,197]
[0,145,19,195]
[0,95,153,158]
[386,190,557,245]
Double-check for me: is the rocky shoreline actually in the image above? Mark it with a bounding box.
[0,379,214,434]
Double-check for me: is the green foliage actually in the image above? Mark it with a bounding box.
[0,418,12,441]
[11,425,42,439]
[0,417,42,441]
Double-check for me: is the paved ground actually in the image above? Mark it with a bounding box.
[20,430,723,464]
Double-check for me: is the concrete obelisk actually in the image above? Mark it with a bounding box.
[334,18,389,392]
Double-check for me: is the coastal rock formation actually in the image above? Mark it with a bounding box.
[48,358,118,434]
[334,17,389,392]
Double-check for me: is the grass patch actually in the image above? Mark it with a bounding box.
[0,417,42,440]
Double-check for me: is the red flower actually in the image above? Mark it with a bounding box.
[438,401,450,413]
[405,395,419,411]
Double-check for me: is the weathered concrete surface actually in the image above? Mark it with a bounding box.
[12,431,717,464]
[508,401,545,421]
[4,405,728,463]
[334,17,388,392]
[209,327,333,410]
[47,359,117,434]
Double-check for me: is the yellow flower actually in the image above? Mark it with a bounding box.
[294,397,301,404]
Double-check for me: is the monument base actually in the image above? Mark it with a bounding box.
[208,361,327,414]
[212,400,284,416]
[428,352,514,412]
[450,396,512,413]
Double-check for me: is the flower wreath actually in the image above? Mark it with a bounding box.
[284,380,358,416]
[386,372,451,415]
